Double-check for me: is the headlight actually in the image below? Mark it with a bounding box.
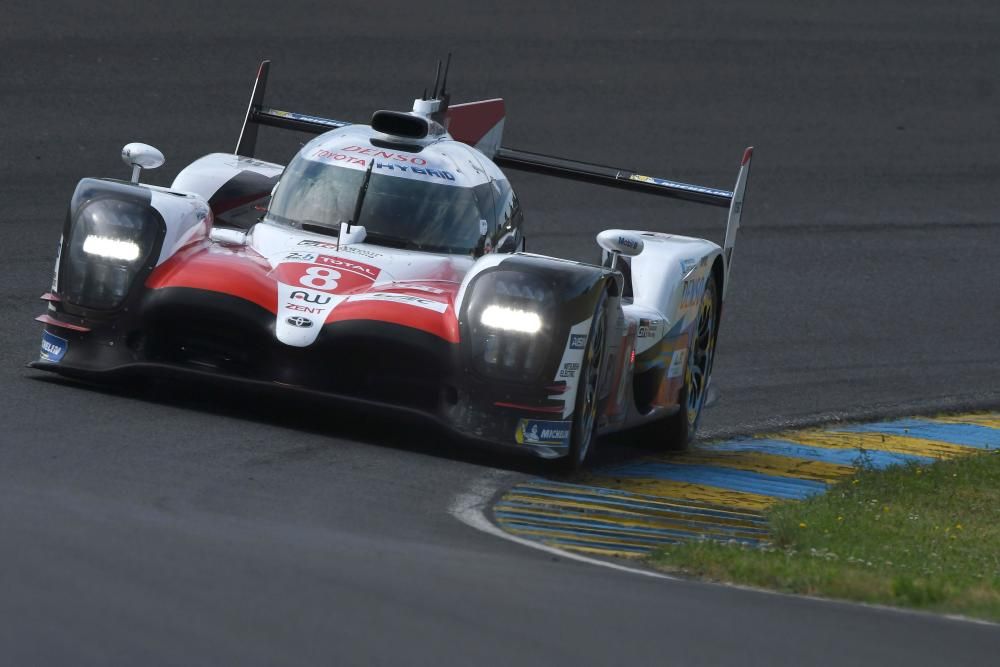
[463,270,555,381]
[82,235,142,261]
[480,305,542,334]
[60,179,164,311]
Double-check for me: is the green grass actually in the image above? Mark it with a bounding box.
[648,450,1000,621]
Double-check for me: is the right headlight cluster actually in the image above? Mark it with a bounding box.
[465,270,555,381]
[60,179,164,311]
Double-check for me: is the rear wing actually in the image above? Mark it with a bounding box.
[234,60,351,158]
[233,60,752,295]
[495,146,754,298]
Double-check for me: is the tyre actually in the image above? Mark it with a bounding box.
[562,291,608,470]
[650,270,720,450]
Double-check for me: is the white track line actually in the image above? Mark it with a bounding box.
[448,471,676,581]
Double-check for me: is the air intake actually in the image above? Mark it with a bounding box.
[371,110,429,139]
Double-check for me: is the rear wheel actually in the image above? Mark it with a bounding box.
[651,271,719,450]
[563,293,608,470]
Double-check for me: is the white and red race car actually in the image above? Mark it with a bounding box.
[32,60,753,467]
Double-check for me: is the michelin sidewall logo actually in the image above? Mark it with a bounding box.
[515,419,572,447]
[40,330,67,363]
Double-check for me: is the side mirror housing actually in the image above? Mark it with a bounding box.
[121,143,165,184]
[596,229,644,257]
[596,229,644,270]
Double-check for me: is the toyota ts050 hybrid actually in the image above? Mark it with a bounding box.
[31,59,753,467]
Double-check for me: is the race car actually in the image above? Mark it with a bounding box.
[31,59,753,468]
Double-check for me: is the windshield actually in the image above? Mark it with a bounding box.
[266,154,495,255]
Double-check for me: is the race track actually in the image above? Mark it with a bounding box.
[2,2,999,664]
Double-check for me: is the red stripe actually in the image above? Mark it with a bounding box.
[146,242,278,313]
[494,401,564,414]
[35,314,90,332]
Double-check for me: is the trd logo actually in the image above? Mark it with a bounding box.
[286,316,314,328]
[289,290,331,305]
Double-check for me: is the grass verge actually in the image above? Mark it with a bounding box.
[648,450,1000,621]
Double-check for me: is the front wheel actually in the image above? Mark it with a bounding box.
[562,292,608,470]
[650,271,719,450]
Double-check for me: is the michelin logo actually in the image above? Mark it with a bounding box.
[515,419,572,447]
[40,330,67,363]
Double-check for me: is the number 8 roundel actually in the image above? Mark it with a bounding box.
[271,257,381,294]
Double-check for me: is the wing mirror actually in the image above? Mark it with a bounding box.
[596,229,644,269]
[121,143,165,184]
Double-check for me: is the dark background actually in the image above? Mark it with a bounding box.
[2,2,998,665]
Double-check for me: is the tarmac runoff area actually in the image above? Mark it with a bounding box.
[492,413,1000,558]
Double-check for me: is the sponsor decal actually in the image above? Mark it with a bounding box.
[667,348,688,378]
[286,303,325,314]
[40,330,67,363]
[628,173,732,198]
[297,240,337,251]
[375,162,456,181]
[617,235,639,251]
[286,316,314,328]
[294,242,382,260]
[315,255,380,279]
[271,257,380,294]
[51,237,62,291]
[680,258,698,275]
[289,290,331,305]
[680,276,707,309]
[398,284,445,295]
[515,419,572,447]
[340,145,428,165]
[558,362,580,379]
[312,149,368,166]
[637,318,662,338]
[348,292,448,313]
[569,334,588,350]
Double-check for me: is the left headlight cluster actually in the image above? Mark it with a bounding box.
[464,270,554,381]
[61,180,164,311]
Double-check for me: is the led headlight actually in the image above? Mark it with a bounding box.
[463,269,556,381]
[82,235,142,262]
[60,179,164,311]
[480,305,542,334]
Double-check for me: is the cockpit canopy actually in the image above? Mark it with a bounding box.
[266,131,505,255]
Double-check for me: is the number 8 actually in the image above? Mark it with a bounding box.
[300,266,341,290]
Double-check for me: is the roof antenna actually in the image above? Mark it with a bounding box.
[422,87,427,101]
[431,60,442,99]
[440,52,452,97]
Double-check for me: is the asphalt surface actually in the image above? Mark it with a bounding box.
[2,1,999,665]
